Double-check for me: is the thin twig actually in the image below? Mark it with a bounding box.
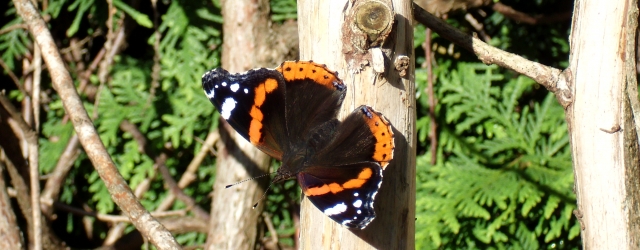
[53,201,189,223]
[0,23,28,35]
[147,0,161,108]
[0,58,28,97]
[464,13,491,43]
[32,43,41,132]
[423,28,438,165]
[158,159,210,221]
[40,134,80,217]
[263,212,279,246]
[492,2,572,25]
[412,2,572,108]
[12,1,180,248]
[120,120,210,220]
[155,130,219,212]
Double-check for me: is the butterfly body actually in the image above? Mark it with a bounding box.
[202,61,394,229]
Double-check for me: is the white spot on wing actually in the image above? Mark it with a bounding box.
[357,210,362,214]
[354,192,359,197]
[353,200,362,208]
[244,88,249,94]
[221,82,227,87]
[324,203,347,216]
[220,98,236,119]
[230,83,240,92]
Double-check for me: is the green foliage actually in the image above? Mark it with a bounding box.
[2,0,223,247]
[270,0,297,22]
[0,5,30,70]
[414,63,578,249]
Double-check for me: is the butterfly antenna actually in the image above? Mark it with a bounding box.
[225,171,276,188]
[252,181,275,209]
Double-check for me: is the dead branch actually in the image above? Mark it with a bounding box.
[40,135,80,217]
[155,130,219,212]
[53,202,189,223]
[413,2,573,108]
[492,2,572,25]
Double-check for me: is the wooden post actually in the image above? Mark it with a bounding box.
[297,0,416,248]
[568,0,640,248]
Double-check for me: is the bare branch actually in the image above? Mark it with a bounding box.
[156,130,219,212]
[0,58,28,96]
[120,120,211,220]
[492,2,572,25]
[41,134,80,217]
[412,2,573,108]
[53,202,189,223]
[0,23,28,35]
[157,160,210,221]
[11,1,180,248]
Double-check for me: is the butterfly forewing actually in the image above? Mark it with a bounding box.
[277,61,346,146]
[202,68,287,159]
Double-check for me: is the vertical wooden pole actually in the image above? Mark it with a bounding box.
[568,0,640,248]
[297,0,416,249]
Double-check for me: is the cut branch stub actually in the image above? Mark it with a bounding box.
[354,0,394,46]
[343,0,395,72]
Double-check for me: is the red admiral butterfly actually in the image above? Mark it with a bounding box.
[202,61,394,229]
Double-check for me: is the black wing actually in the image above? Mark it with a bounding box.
[298,162,382,229]
[276,61,346,148]
[309,105,394,169]
[296,106,395,229]
[202,67,287,159]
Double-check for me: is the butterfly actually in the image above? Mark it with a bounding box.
[202,61,394,229]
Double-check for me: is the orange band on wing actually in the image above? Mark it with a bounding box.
[364,107,395,169]
[304,168,373,196]
[249,106,264,144]
[264,78,278,93]
[276,61,343,89]
[248,78,279,144]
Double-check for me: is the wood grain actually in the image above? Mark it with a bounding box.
[297,0,416,249]
[568,0,640,248]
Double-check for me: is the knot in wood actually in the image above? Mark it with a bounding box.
[354,1,393,44]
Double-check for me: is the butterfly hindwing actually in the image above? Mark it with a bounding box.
[202,67,287,159]
[298,162,382,229]
[310,105,395,169]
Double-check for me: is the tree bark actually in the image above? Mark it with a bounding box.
[206,0,273,249]
[568,0,640,248]
[297,0,416,249]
